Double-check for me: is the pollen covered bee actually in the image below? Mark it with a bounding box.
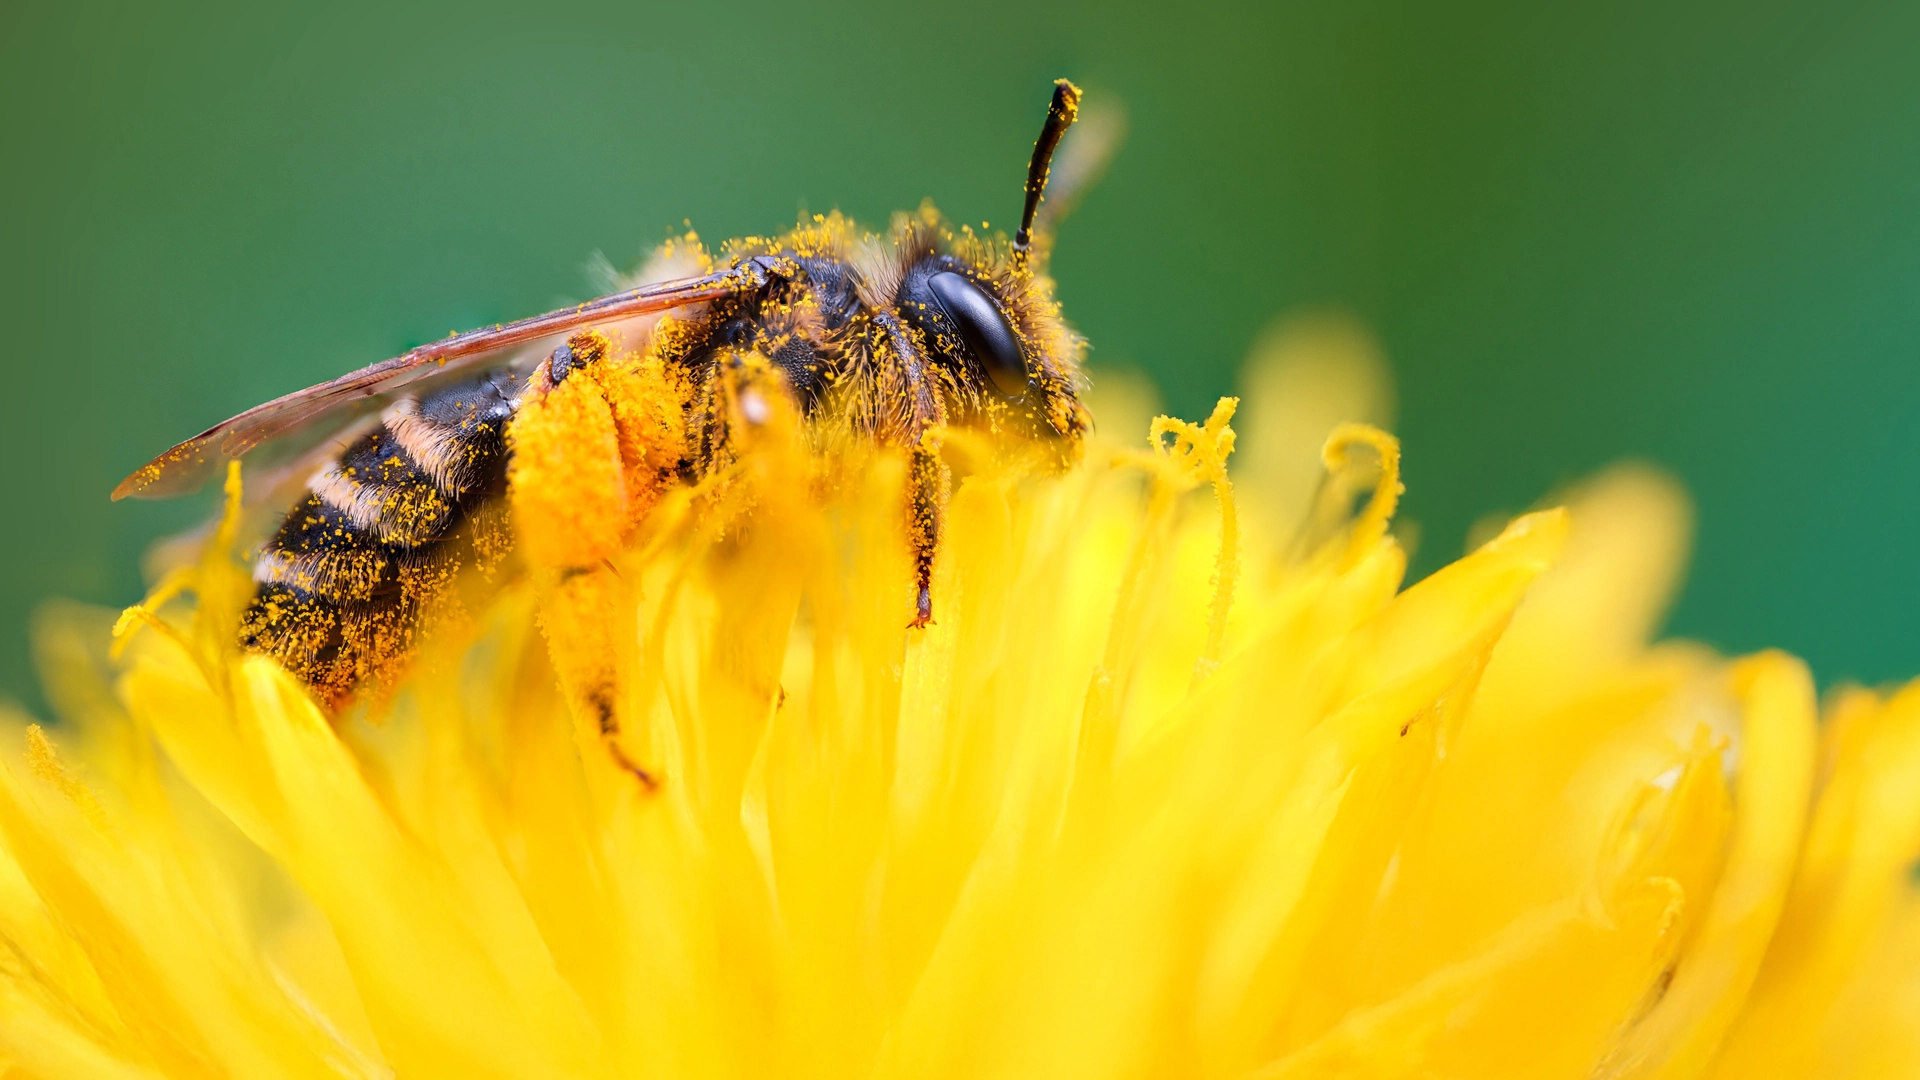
[115,81,1101,785]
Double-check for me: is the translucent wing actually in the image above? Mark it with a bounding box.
[113,260,779,500]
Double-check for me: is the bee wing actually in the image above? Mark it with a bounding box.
[113,261,775,501]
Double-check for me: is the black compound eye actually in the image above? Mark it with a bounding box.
[927,272,1028,398]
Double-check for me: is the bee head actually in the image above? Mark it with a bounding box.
[891,80,1090,453]
[898,258,1027,396]
[886,244,1086,456]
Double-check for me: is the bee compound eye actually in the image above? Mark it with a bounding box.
[927,272,1029,398]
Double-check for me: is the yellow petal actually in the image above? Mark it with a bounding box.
[1,376,1905,1079]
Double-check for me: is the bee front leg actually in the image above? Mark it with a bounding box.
[906,434,948,628]
[874,311,951,629]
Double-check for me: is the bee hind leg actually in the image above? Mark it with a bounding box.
[512,329,679,790]
[537,563,660,791]
[588,685,658,790]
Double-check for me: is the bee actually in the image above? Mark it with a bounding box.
[115,80,1099,784]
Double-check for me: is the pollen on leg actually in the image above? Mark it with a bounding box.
[599,355,694,531]
[509,372,629,568]
[904,436,948,631]
[535,563,659,791]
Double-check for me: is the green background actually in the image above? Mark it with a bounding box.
[3,0,1916,708]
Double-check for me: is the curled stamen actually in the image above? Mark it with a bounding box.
[1319,422,1402,567]
[1080,403,1240,775]
[1152,398,1241,685]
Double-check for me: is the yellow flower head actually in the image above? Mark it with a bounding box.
[2,352,1919,1079]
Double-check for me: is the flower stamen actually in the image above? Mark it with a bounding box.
[24,725,105,827]
[1150,397,1241,684]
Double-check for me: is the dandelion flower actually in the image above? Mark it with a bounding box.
[2,366,1917,1078]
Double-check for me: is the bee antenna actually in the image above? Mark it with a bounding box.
[1012,79,1082,266]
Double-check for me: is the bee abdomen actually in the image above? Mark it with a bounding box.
[241,371,520,701]
[251,493,401,601]
[306,447,451,548]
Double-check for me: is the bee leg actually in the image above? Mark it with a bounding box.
[906,435,947,628]
[511,329,666,790]
[593,681,657,791]
[538,564,658,791]
[874,311,950,629]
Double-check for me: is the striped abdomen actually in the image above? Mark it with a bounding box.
[240,371,521,704]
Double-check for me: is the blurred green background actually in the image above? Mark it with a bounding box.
[3,0,1917,708]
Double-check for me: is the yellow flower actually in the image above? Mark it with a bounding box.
[2,351,1918,1078]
